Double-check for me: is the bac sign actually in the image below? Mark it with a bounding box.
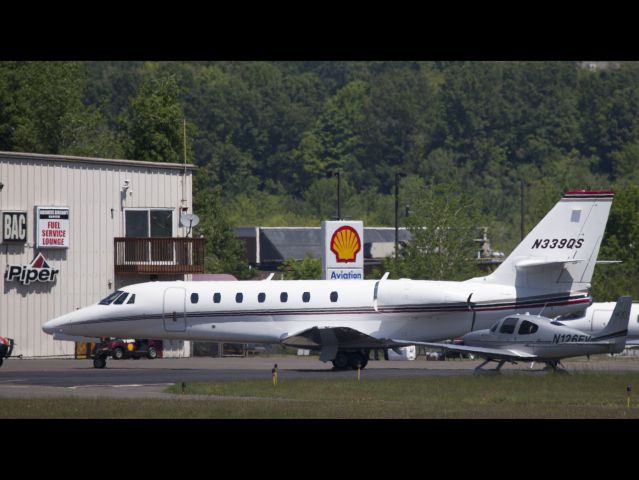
[2,211,27,243]
[321,220,364,280]
[36,207,69,249]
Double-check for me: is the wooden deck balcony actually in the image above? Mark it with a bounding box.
[114,237,204,275]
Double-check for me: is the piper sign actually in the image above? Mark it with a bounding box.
[36,207,69,249]
[4,252,60,285]
[321,220,364,280]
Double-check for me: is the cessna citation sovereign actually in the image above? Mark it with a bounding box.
[43,190,614,370]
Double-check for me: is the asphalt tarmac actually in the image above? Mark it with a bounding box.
[1,355,639,399]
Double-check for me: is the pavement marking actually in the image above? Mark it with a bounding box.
[67,383,173,390]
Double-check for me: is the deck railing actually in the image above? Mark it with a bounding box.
[114,237,204,275]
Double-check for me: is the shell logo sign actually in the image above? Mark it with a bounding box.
[330,226,361,263]
[321,220,364,280]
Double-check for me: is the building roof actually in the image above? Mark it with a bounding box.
[234,226,412,264]
[0,151,198,172]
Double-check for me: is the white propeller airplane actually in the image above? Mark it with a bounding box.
[405,296,632,373]
[43,190,614,370]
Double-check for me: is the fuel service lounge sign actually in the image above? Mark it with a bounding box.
[36,207,69,249]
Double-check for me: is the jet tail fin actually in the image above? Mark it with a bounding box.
[592,296,632,351]
[470,190,614,293]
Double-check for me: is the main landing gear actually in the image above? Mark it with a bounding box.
[93,353,108,369]
[331,350,369,370]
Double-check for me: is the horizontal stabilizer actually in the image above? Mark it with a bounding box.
[514,258,583,270]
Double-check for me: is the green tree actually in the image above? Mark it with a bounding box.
[278,255,321,280]
[382,182,483,281]
[591,185,639,301]
[192,169,253,279]
[124,76,187,163]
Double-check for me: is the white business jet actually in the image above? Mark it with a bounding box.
[405,296,632,373]
[43,190,614,370]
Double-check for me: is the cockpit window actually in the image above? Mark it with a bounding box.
[99,290,124,305]
[499,317,519,334]
[518,320,539,335]
[127,294,136,304]
[113,292,129,305]
[490,321,500,333]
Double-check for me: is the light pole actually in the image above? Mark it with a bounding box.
[328,171,341,220]
[395,172,406,259]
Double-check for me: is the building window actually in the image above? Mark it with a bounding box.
[190,293,199,304]
[236,293,243,303]
[124,208,174,262]
[213,293,221,303]
[125,209,173,237]
[258,292,266,303]
[330,291,338,303]
[302,292,311,303]
[280,292,288,303]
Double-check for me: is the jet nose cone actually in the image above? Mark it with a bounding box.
[42,317,64,335]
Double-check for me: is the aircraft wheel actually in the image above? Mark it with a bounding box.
[147,346,158,359]
[93,356,107,369]
[348,352,366,370]
[332,353,349,370]
[0,358,3,367]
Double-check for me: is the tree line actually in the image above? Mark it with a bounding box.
[0,61,637,299]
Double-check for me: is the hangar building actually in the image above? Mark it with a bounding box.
[0,151,202,358]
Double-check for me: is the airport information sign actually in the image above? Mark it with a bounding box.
[36,207,70,249]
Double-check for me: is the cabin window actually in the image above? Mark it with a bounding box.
[127,294,136,304]
[330,291,338,302]
[99,290,124,305]
[302,292,311,303]
[190,293,199,304]
[280,292,288,303]
[499,317,519,334]
[213,293,221,303]
[518,320,539,335]
[113,292,129,305]
[258,292,266,303]
[236,292,243,303]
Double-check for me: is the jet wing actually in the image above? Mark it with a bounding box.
[391,339,538,361]
[281,326,407,362]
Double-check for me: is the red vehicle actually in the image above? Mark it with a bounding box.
[0,336,14,367]
[93,339,162,368]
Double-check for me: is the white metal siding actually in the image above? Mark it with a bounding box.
[0,153,194,357]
